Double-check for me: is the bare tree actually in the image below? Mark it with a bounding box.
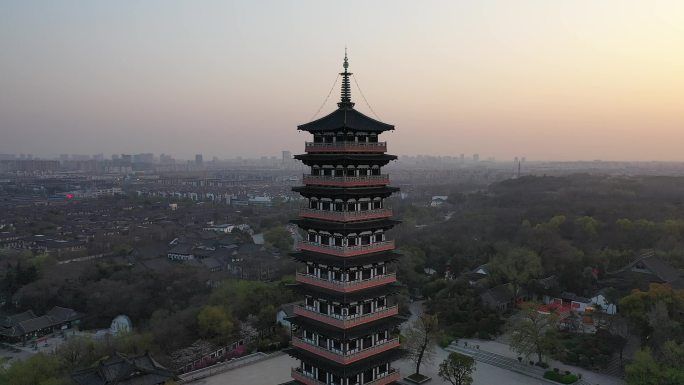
[609,315,630,364]
[508,303,559,364]
[403,313,438,377]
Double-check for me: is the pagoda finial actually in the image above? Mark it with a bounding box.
[338,49,354,108]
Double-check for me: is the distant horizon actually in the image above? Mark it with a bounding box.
[2,1,684,161]
[4,150,684,164]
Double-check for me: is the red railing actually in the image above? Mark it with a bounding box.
[298,240,394,257]
[291,337,400,365]
[295,272,397,293]
[291,368,400,385]
[303,174,389,187]
[293,305,398,329]
[305,142,387,153]
[299,208,393,222]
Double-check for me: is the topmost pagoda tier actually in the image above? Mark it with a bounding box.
[297,108,394,133]
[297,54,394,134]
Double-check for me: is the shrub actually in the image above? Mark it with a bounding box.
[437,333,454,348]
[544,370,579,384]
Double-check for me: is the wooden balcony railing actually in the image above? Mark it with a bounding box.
[299,208,393,222]
[295,272,397,293]
[298,240,395,257]
[305,142,387,153]
[291,337,400,365]
[302,174,389,187]
[291,368,400,385]
[293,305,398,329]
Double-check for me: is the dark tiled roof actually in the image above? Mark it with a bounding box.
[200,257,223,270]
[3,310,37,326]
[290,218,400,233]
[168,243,194,255]
[290,250,399,267]
[292,185,399,199]
[560,292,591,303]
[72,352,175,385]
[294,153,398,165]
[17,315,55,334]
[285,346,401,377]
[278,301,301,318]
[481,283,515,304]
[298,108,394,133]
[638,256,682,282]
[47,306,82,323]
[0,307,82,337]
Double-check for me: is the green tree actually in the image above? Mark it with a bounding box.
[438,352,476,385]
[264,226,292,253]
[0,353,68,385]
[197,305,235,342]
[620,283,684,346]
[491,247,542,304]
[508,303,559,364]
[626,349,665,385]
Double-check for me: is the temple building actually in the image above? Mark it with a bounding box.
[283,54,403,385]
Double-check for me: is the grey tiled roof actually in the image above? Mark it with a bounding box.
[298,108,394,133]
[72,352,175,385]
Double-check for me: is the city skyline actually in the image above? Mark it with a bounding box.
[2,1,684,161]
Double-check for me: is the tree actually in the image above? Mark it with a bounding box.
[508,303,559,364]
[197,305,235,342]
[55,336,96,371]
[403,313,438,377]
[264,226,292,253]
[608,315,630,364]
[0,352,68,385]
[626,349,665,385]
[625,345,684,385]
[491,247,542,304]
[620,283,684,347]
[438,352,476,385]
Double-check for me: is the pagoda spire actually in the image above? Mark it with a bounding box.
[338,49,355,109]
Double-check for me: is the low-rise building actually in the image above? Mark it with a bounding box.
[72,352,176,385]
[0,306,83,343]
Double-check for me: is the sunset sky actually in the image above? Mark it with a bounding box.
[1,1,683,161]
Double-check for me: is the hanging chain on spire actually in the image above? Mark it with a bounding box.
[352,74,381,120]
[309,74,340,120]
[338,50,355,108]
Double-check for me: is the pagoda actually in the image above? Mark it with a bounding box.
[284,53,403,385]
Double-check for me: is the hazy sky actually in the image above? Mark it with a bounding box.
[1,1,683,161]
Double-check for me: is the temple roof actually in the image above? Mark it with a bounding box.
[290,250,400,267]
[295,153,397,166]
[284,346,402,377]
[291,218,400,233]
[72,352,176,385]
[288,314,405,340]
[298,108,394,133]
[292,185,399,199]
[291,282,401,302]
[298,52,394,134]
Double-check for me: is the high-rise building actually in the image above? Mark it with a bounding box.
[195,154,203,165]
[473,153,479,162]
[283,150,292,163]
[283,54,402,385]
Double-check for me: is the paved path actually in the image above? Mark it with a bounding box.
[446,343,583,385]
[451,339,625,385]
